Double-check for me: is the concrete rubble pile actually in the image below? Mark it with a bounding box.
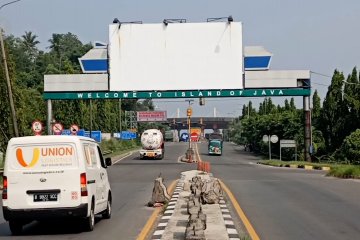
[185,174,223,240]
[148,176,170,207]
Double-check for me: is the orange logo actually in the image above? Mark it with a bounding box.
[16,148,40,168]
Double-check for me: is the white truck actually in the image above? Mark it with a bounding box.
[139,129,165,159]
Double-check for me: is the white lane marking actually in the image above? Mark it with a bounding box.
[153,230,165,235]
[164,210,175,214]
[113,151,136,164]
[227,228,238,234]
[158,222,168,227]
[224,220,234,225]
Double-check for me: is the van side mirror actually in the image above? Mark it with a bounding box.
[105,157,112,166]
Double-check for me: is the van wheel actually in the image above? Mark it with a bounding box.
[102,193,112,219]
[84,202,95,231]
[9,221,23,235]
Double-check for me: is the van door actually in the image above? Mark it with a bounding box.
[83,144,102,213]
[96,146,110,208]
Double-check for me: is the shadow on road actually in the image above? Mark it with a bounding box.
[0,217,105,237]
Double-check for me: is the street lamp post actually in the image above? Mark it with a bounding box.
[0,0,22,137]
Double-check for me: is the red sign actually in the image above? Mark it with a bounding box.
[70,124,80,135]
[32,120,43,136]
[52,123,63,135]
[137,111,167,122]
[191,132,199,142]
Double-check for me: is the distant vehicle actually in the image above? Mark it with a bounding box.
[208,132,223,141]
[139,129,165,159]
[205,133,210,140]
[164,130,174,142]
[180,132,189,142]
[208,139,223,155]
[2,135,113,235]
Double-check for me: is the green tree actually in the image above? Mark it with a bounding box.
[343,68,360,136]
[319,70,347,152]
[339,129,360,164]
[284,99,290,111]
[289,98,296,111]
[48,32,92,72]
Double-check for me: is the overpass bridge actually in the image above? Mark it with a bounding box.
[166,117,234,130]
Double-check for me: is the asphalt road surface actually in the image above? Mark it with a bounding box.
[0,141,359,240]
[197,142,360,240]
[0,142,194,239]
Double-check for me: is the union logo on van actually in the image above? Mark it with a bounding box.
[16,148,40,168]
[16,146,74,168]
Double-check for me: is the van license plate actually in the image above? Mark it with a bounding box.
[147,152,154,157]
[34,193,58,202]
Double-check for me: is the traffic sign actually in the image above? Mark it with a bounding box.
[70,124,80,135]
[120,131,137,140]
[32,120,43,135]
[84,131,102,142]
[262,135,269,142]
[270,135,279,143]
[52,122,63,135]
[280,139,296,148]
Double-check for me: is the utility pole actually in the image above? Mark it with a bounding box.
[119,99,122,133]
[304,96,311,162]
[0,28,19,137]
[0,0,22,137]
[185,99,194,160]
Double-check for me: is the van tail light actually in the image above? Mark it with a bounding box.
[2,176,8,199]
[80,173,88,197]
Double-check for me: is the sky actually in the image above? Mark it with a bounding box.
[1,0,360,118]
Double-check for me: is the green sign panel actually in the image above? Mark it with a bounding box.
[43,89,310,100]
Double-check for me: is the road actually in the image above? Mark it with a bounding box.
[0,142,194,239]
[197,142,360,240]
[0,141,359,240]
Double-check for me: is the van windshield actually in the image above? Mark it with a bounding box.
[9,143,78,170]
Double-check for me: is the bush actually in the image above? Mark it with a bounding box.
[100,138,140,154]
[339,129,360,164]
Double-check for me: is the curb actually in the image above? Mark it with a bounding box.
[151,173,242,240]
[258,163,331,171]
[151,175,185,240]
[219,196,241,240]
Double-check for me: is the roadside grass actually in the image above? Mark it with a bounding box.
[106,147,141,158]
[258,160,360,179]
[240,235,252,240]
[327,165,360,179]
[100,138,141,157]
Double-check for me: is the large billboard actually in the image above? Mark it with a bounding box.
[109,22,244,91]
[137,111,167,122]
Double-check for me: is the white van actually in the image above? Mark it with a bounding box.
[2,135,112,235]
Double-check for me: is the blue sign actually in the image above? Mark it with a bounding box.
[61,129,71,135]
[77,129,86,136]
[84,131,102,142]
[120,131,137,140]
[61,129,101,142]
[180,133,189,142]
[244,56,271,70]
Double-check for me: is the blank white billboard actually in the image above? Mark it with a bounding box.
[109,22,244,91]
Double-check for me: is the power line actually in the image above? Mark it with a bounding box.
[310,71,332,78]
[312,82,329,87]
